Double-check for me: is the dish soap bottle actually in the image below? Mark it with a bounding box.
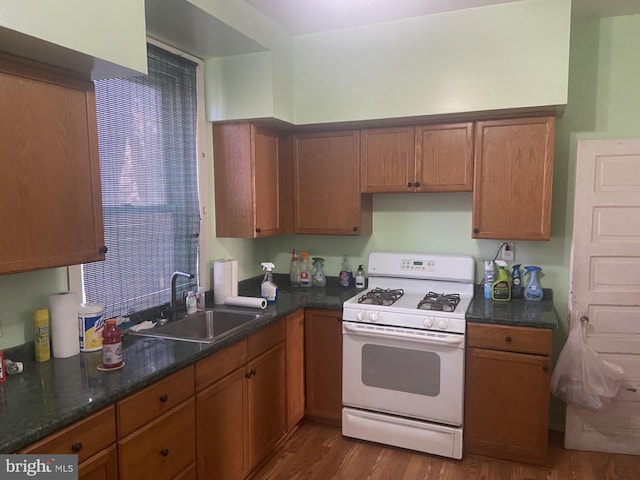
[511,264,522,299]
[186,291,197,314]
[491,260,511,302]
[339,254,354,288]
[289,249,299,287]
[298,252,312,287]
[312,257,327,287]
[355,265,366,288]
[524,266,544,301]
[260,262,278,304]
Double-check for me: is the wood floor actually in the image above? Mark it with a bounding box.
[251,422,640,480]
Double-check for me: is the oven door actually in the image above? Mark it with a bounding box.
[342,321,464,426]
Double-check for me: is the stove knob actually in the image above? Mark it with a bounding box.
[368,312,379,323]
[438,319,450,330]
[356,311,365,321]
[423,317,434,328]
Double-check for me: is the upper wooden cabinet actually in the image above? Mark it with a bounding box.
[360,123,473,193]
[293,130,372,235]
[472,116,555,240]
[213,122,291,238]
[0,53,106,275]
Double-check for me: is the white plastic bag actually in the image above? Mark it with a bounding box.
[550,317,624,411]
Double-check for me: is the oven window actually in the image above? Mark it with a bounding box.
[361,344,441,396]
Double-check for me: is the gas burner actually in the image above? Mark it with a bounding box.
[358,288,404,306]
[417,292,461,312]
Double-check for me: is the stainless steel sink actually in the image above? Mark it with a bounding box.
[130,309,269,343]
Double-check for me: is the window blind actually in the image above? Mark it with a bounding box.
[83,44,200,319]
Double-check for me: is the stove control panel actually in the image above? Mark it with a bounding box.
[400,258,436,272]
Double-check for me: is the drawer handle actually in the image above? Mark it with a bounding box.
[71,442,83,453]
[505,336,512,343]
[407,182,413,187]
[160,448,169,457]
[414,181,420,187]
[159,394,168,403]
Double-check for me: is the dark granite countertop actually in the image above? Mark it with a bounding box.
[465,286,559,329]
[0,278,558,453]
[0,276,360,453]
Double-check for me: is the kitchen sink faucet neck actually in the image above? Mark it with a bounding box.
[171,271,195,310]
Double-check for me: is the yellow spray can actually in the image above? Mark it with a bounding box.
[34,308,51,362]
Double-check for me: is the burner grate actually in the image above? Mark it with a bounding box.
[417,292,461,312]
[357,288,404,306]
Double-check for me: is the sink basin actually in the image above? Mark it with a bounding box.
[130,309,269,344]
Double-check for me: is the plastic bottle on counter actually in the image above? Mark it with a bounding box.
[298,252,312,287]
[355,265,366,289]
[491,260,511,302]
[483,260,495,299]
[186,291,197,314]
[524,266,544,302]
[261,262,279,304]
[102,319,123,369]
[196,287,206,311]
[289,249,299,287]
[312,257,327,287]
[34,308,51,362]
[511,264,523,299]
[339,254,354,288]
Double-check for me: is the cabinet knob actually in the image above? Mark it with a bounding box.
[407,182,413,187]
[160,448,169,457]
[352,226,358,232]
[414,181,420,187]
[71,442,83,453]
[251,368,256,376]
[99,245,108,255]
[256,227,261,233]
[505,336,512,343]
[159,394,168,403]
[473,228,479,234]
[543,365,550,372]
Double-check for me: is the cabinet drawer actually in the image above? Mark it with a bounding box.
[195,339,248,391]
[117,366,195,438]
[467,323,551,355]
[118,398,196,480]
[248,319,285,360]
[20,405,116,464]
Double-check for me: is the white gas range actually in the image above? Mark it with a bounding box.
[341,251,475,460]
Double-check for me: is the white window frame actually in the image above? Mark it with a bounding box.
[69,38,210,302]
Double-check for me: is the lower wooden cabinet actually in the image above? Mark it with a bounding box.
[20,405,117,480]
[304,309,343,426]
[286,309,305,431]
[464,323,552,465]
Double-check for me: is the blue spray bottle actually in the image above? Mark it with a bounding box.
[511,264,522,299]
[524,266,543,302]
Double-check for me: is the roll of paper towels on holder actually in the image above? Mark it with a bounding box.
[213,259,238,304]
[224,296,266,310]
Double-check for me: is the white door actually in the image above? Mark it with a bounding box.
[566,139,640,454]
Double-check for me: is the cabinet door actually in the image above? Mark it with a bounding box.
[253,125,280,237]
[213,123,283,238]
[247,343,287,470]
[286,310,305,431]
[472,116,555,240]
[78,445,118,480]
[293,130,371,235]
[360,127,415,193]
[415,122,473,192]
[465,347,551,465]
[0,54,105,274]
[304,309,343,426]
[196,367,249,480]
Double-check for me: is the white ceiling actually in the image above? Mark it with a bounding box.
[244,0,640,35]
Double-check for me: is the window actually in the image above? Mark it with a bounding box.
[80,44,201,319]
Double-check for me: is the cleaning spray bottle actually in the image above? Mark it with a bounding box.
[260,262,278,305]
[312,257,327,287]
[511,264,522,299]
[289,249,299,287]
[491,260,511,302]
[524,266,544,301]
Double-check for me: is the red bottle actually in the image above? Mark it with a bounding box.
[102,318,123,369]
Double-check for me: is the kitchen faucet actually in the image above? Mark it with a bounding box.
[170,271,195,313]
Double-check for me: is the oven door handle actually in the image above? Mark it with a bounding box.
[343,323,463,346]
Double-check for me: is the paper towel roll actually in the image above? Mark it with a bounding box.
[213,259,238,304]
[49,292,80,358]
[224,296,266,310]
